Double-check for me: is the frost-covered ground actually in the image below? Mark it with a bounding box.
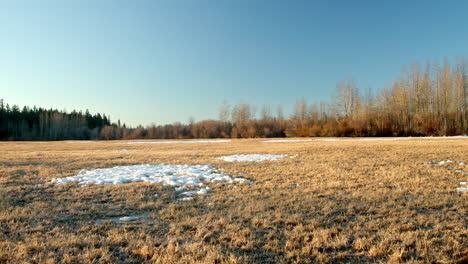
[263,136,468,143]
[119,140,231,144]
[50,164,251,200]
[217,154,288,162]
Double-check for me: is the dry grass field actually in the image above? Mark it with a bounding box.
[0,138,467,263]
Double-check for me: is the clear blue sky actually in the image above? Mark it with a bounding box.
[1,0,467,126]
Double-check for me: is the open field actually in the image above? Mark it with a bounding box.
[0,138,467,263]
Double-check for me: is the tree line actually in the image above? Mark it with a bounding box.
[0,101,112,140]
[1,57,466,140]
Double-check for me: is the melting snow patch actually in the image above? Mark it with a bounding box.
[119,140,230,144]
[425,160,465,168]
[119,216,139,222]
[50,164,243,186]
[178,197,194,202]
[65,141,98,143]
[218,154,288,162]
[94,213,153,224]
[318,138,409,142]
[50,164,252,200]
[263,136,468,143]
[357,138,408,141]
[457,182,468,193]
[425,161,468,192]
[175,186,189,192]
[263,138,409,142]
[180,187,210,196]
[422,136,468,139]
[263,139,314,143]
[437,160,455,165]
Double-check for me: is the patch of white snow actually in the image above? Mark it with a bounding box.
[457,182,468,193]
[263,139,314,143]
[218,154,288,162]
[178,197,194,202]
[175,186,189,192]
[438,160,455,165]
[263,136,468,143]
[65,141,98,143]
[49,164,252,200]
[119,216,139,222]
[119,140,230,144]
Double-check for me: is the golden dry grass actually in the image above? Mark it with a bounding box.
[0,138,467,263]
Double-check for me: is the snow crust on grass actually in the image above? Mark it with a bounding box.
[263,136,468,143]
[263,139,314,143]
[65,141,98,143]
[119,216,139,222]
[218,154,288,162]
[119,140,230,144]
[424,160,465,167]
[424,160,467,192]
[263,138,408,142]
[422,136,468,139]
[457,182,468,193]
[425,160,456,166]
[95,212,154,224]
[180,187,211,197]
[178,197,194,202]
[50,164,251,200]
